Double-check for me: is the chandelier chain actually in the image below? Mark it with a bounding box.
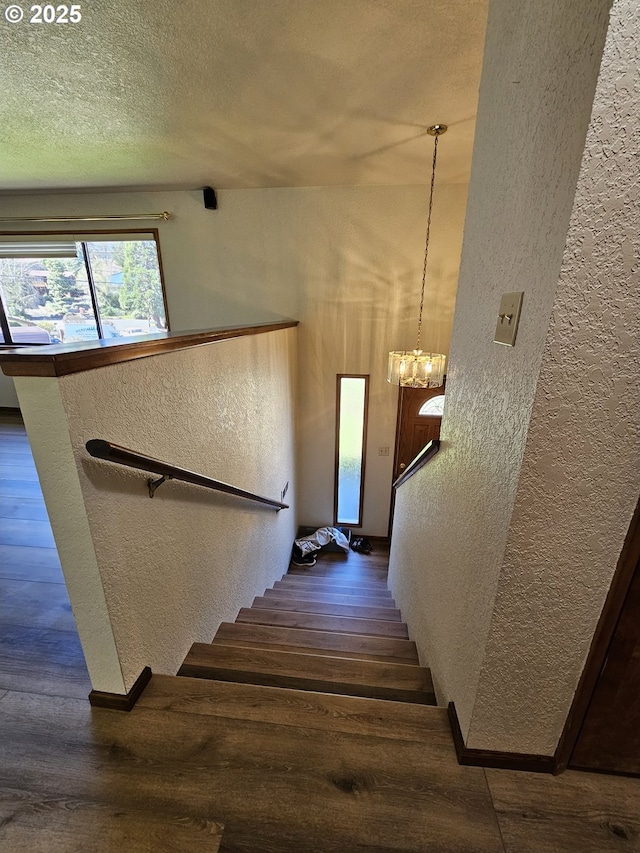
[416,130,440,352]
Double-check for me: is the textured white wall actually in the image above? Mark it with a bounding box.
[290,185,468,534]
[467,0,640,754]
[14,377,126,694]
[1,183,468,535]
[389,0,612,741]
[17,328,296,692]
[0,372,19,407]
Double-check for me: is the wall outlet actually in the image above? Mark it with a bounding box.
[379,446,390,456]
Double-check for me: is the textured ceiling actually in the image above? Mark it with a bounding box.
[1,0,488,191]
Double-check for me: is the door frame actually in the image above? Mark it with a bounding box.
[553,494,640,773]
[388,379,446,538]
[391,378,446,484]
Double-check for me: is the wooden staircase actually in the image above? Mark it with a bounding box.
[131,548,501,852]
[178,546,436,707]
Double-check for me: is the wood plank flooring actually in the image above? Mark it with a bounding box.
[0,413,90,701]
[0,688,503,853]
[1,413,639,851]
[485,767,640,852]
[0,786,224,853]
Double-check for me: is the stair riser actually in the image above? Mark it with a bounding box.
[178,664,436,705]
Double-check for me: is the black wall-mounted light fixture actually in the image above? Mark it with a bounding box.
[203,187,218,210]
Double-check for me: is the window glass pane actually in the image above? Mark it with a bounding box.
[84,240,166,338]
[418,395,445,417]
[0,251,98,344]
[336,376,367,525]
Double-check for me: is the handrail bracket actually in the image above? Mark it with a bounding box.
[148,474,172,498]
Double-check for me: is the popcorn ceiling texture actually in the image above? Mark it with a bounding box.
[388,0,612,743]
[0,0,487,191]
[468,0,640,755]
[46,327,296,692]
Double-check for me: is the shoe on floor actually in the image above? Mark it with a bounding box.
[292,552,317,567]
[350,537,372,554]
[291,544,318,567]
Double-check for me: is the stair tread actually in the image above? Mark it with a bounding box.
[212,638,417,665]
[263,588,397,607]
[280,576,389,592]
[275,579,392,597]
[252,596,402,621]
[213,622,419,663]
[287,568,387,580]
[179,643,435,704]
[141,674,448,743]
[236,608,409,638]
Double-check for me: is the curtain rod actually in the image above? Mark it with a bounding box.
[0,212,172,223]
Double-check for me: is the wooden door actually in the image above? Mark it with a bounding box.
[392,384,445,482]
[569,516,640,776]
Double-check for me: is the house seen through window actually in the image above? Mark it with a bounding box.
[0,234,168,345]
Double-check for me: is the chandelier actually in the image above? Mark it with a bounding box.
[388,124,448,388]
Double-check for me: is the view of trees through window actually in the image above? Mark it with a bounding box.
[0,238,167,345]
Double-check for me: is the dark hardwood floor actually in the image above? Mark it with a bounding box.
[1,412,639,851]
[0,412,90,700]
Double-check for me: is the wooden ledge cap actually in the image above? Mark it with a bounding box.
[0,321,298,377]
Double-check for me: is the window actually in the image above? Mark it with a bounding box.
[0,233,168,345]
[334,375,369,527]
[418,395,445,417]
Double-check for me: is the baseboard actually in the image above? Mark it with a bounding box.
[88,666,152,711]
[448,702,555,773]
[568,762,640,779]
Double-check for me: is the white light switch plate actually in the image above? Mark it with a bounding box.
[494,292,524,346]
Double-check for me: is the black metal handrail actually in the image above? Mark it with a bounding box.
[85,439,288,511]
[392,439,440,489]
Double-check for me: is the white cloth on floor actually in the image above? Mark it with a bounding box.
[294,526,350,555]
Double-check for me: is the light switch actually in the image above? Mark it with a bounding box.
[379,446,390,456]
[494,292,524,346]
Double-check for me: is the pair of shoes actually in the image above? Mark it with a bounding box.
[350,537,372,554]
[291,544,317,567]
[292,552,317,567]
